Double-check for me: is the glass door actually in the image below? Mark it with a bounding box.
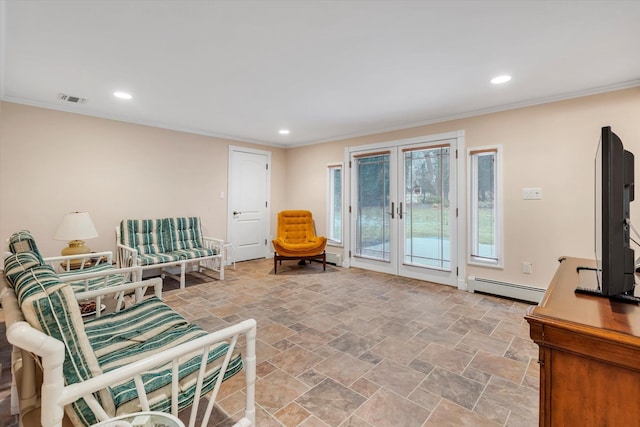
[350,150,398,275]
[349,136,459,286]
[398,142,457,285]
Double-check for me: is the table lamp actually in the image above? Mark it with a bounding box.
[54,212,99,257]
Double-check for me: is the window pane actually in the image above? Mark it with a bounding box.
[403,147,450,270]
[471,152,497,261]
[355,155,390,261]
[329,167,342,243]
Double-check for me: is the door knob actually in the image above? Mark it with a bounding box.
[233,211,242,215]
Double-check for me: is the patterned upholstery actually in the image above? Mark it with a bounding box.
[137,252,183,266]
[6,232,241,426]
[170,247,217,260]
[167,217,204,251]
[12,264,111,425]
[119,217,218,263]
[119,219,168,255]
[3,251,43,286]
[84,297,243,415]
[8,230,44,262]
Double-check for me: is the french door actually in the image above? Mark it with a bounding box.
[349,133,462,286]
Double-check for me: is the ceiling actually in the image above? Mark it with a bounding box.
[2,1,639,147]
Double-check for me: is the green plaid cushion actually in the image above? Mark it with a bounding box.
[13,265,114,425]
[3,251,42,287]
[119,219,168,255]
[84,297,243,414]
[167,217,204,251]
[8,230,44,262]
[170,248,218,260]
[137,252,182,266]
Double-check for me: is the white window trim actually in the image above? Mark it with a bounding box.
[467,145,503,268]
[327,162,344,247]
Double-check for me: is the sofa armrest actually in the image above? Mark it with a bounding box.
[202,236,224,252]
[73,276,162,317]
[116,242,138,268]
[58,265,143,284]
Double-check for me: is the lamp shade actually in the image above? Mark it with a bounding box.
[54,212,99,241]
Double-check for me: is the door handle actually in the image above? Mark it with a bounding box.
[389,202,395,219]
[398,202,403,219]
[233,211,242,215]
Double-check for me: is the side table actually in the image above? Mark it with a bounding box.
[92,411,184,427]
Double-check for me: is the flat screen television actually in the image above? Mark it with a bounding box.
[577,126,637,301]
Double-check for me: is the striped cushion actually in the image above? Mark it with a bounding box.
[170,248,218,260]
[167,217,204,251]
[13,265,113,425]
[59,263,126,293]
[3,251,42,287]
[84,297,243,414]
[137,252,182,266]
[119,219,168,255]
[8,230,44,262]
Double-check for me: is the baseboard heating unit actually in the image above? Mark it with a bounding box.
[326,252,342,267]
[467,276,545,304]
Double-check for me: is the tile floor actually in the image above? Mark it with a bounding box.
[0,258,540,426]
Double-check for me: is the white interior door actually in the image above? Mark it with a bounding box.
[228,147,271,261]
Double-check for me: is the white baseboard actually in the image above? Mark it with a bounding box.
[467,276,545,303]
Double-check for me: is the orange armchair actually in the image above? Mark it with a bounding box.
[272,210,327,274]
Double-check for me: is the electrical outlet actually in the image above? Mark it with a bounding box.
[522,188,542,200]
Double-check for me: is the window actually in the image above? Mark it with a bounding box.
[327,164,343,245]
[468,146,502,267]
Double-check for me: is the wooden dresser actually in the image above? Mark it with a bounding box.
[525,257,640,426]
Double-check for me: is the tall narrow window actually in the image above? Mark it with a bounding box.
[468,147,502,266]
[327,164,343,245]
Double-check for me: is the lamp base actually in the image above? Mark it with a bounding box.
[61,240,91,269]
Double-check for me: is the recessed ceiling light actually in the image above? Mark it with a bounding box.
[491,75,512,84]
[279,129,290,135]
[113,91,133,100]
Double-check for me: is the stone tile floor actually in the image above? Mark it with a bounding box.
[0,258,540,426]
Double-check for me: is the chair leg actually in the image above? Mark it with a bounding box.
[274,255,278,274]
[323,252,326,271]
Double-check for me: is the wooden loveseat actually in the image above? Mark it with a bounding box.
[2,230,256,427]
[116,217,224,288]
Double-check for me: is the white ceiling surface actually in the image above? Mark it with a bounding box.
[2,1,640,147]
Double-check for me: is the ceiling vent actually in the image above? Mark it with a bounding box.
[57,93,87,104]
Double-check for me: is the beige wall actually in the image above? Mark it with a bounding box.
[2,88,639,289]
[285,87,640,288]
[0,102,286,256]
